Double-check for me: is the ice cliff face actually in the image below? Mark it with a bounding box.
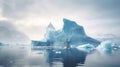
[45,18,100,47]
[63,18,85,35]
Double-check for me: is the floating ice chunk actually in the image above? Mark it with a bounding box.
[118,45,120,49]
[96,41,112,55]
[112,44,119,51]
[76,43,95,53]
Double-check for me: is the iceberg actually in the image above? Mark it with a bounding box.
[45,23,56,41]
[96,41,113,55]
[33,18,100,47]
[62,18,100,47]
[96,40,120,55]
[31,18,101,67]
[32,18,101,50]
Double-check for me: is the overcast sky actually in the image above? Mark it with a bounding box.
[0,0,120,40]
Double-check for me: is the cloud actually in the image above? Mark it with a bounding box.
[0,20,30,44]
[1,0,33,19]
[1,0,120,19]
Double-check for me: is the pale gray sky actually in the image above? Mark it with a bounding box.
[0,0,120,40]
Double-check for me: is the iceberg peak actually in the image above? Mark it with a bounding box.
[62,18,86,35]
[47,23,55,32]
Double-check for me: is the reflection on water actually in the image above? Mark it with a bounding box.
[0,46,120,67]
[45,47,87,67]
[0,46,86,67]
[33,47,87,67]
